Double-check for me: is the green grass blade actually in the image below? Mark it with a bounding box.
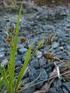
[0,67,9,90]
[8,5,22,93]
[16,47,31,91]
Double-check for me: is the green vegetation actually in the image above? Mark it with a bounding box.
[0,4,31,93]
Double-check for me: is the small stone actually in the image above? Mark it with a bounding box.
[60,46,64,51]
[18,47,27,54]
[64,28,70,32]
[17,43,24,48]
[1,59,8,67]
[15,61,22,67]
[30,59,40,68]
[66,24,70,28]
[36,51,42,58]
[0,48,5,52]
[52,42,59,49]
[0,52,5,58]
[66,45,70,50]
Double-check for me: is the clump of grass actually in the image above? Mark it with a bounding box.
[0,4,31,93]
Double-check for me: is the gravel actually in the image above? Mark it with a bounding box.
[0,4,70,93]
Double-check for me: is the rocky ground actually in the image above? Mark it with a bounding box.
[0,3,70,93]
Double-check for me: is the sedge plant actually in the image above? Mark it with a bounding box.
[0,3,31,93]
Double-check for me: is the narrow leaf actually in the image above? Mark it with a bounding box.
[8,5,22,93]
[16,47,31,91]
